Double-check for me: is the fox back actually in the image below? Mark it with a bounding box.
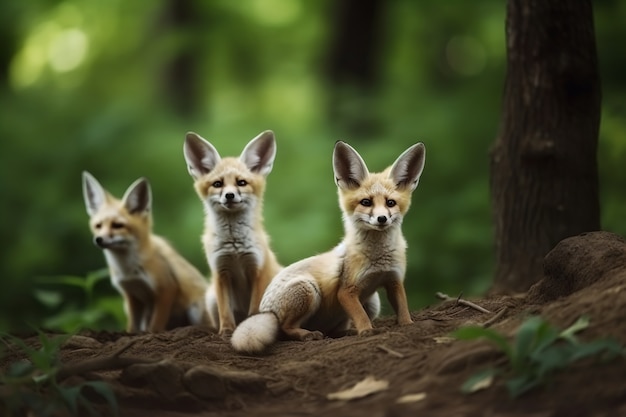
[82,171,209,332]
[183,131,282,335]
[231,141,425,354]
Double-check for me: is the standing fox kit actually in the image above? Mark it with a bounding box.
[231,140,426,354]
[82,172,209,332]
[183,131,282,335]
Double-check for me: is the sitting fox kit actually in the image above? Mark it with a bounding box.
[183,131,282,335]
[231,140,426,354]
[82,172,209,332]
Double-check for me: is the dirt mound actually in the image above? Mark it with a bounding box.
[3,231,626,417]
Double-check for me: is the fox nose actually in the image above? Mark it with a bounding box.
[224,192,235,200]
[377,216,387,224]
[94,236,106,248]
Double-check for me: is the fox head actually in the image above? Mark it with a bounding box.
[82,171,152,250]
[333,141,425,232]
[183,131,276,213]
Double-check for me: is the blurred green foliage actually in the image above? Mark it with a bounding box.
[1,0,625,332]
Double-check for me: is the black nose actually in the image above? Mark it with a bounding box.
[225,192,235,200]
[94,236,105,248]
[377,216,387,224]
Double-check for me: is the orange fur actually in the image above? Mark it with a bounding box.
[231,140,425,354]
[82,172,209,332]
[184,131,282,335]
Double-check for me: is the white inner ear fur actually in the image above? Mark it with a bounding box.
[240,130,276,177]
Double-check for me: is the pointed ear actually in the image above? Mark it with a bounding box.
[333,141,369,190]
[82,171,108,216]
[240,130,276,176]
[122,177,152,214]
[389,143,426,191]
[183,132,221,180]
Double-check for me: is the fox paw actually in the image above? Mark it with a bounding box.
[219,328,234,340]
[302,331,324,341]
[358,328,383,337]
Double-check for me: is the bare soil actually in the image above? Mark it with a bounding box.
[3,231,626,417]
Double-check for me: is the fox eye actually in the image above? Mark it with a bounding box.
[360,199,372,207]
[386,199,397,208]
[111,222,125,229]
[212,180,223,188]
[95,222,102,229]
[237,179,247,187]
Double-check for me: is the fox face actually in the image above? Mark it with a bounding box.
[183,131,276,214]
[82,172,151,250]
[333,141,426,232]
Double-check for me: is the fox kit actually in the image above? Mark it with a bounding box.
[231,140,426,353]
[183,130,282,335]
[82,172,210,332]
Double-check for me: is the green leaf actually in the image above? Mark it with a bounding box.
[461,367,498,394]
[452,326,513,361]
[58,385,82,415]
[512,316,544,369]
[506,374,541,398]
[530,321,560,354]
[33,289,64,309]
[531,344,574,379]
[36,275,88,289]
[559,316,590,344]
[7,360,34,378]
[82,381,119,416]
[569,338,625,362]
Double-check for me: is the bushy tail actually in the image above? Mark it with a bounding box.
[231,312,279,354]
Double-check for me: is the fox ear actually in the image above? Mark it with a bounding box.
[333,141,369,190]
[122,177,152,215]
[240,130,276,176]
[82,171,108,216]
[389,142,426,191]
[184,132,221,180]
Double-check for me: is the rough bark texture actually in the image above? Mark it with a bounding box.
[158,0,200,118]
[324,0,384,134]
[490,0,601,293]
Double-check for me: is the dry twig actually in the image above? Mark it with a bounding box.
[56,339,159,381]
[436,292,492,314]
[376,345,405,359]
[481,307,508,328]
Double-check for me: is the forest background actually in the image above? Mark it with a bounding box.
[1,0,624,332]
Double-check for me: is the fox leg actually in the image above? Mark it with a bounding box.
[246,264,265,317]
[124,294,143,333]
[214,272,237,335]
[274,278,323,341]
[337,284,374,335]
[384,279,413,325]
[363,292,381,320]
[148,288,176,332]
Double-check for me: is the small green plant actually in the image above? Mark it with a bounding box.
[453,316,625,397]
[0,330,118,416]
[35,269,125,332]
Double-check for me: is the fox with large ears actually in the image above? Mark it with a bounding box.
[231,140,426,354]
[82,172,210,332]
[183,131,283,336]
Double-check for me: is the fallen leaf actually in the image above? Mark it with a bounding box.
[461,368,495,394]
[396,392,427,403]
[327,376,389,401]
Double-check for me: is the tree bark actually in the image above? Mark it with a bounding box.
[324,0,384,134]
[490,0,601,293]
[157,0,200,118]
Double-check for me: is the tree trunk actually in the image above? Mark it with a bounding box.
[490,0,601,293]
[157,0,200,118]
[324,0,384,135]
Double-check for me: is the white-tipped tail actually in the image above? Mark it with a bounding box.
[231,312,279,354]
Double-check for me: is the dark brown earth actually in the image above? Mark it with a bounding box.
[3,231,626,417]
